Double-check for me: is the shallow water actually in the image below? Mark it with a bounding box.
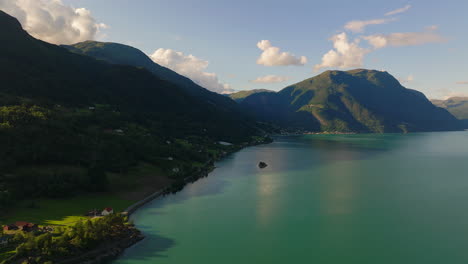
[115,132,468,264]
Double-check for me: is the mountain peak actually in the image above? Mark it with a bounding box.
[0,10,29,41]
[239,69,461,132]
[0,10,22,30]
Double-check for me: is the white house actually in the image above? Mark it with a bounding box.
[101,207,114,216]
[0,237,9,246]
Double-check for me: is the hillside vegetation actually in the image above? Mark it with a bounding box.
[0,10,268,216]
[239,69,462,133]
[228,89,275,102]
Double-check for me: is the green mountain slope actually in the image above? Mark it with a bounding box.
[228,89,275,102]
[0,10,265,211]
[0,11,258,142]
[240,69,462,133]
[62,41,241,111]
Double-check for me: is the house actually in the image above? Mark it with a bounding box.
[84,209,101,217]
[0,237,9,246]
[14,222,38,232]
[88,106,96,110]
[114,129,124,134]
[101,207,114,216]
[3,224,18,231]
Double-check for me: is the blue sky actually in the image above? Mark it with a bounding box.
[5,0,468,98]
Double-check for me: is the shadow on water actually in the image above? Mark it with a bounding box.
[135,154,241,214]
[115,228,176,262]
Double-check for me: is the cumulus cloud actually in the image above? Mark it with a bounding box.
[363,29,446,49]
[385,5,412,16]
[256,40,307,66]
[314,33,370,71]
[0,0,106,45]
[456,81,468,85]
[250,75,291,84]
[150,48,232,94]
[344,18,395,33]
[398,75,414,84]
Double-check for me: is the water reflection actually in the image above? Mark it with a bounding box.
[320,158,359,216]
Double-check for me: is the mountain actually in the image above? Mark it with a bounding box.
[0,10,259,142]
[62,41,241,111]
[432,97,468,128]
[0,10,267,210]
[228,89,275,102]
[239,69,462,133]
[431,97,468,119]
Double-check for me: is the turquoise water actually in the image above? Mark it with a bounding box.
[115,132,468,264]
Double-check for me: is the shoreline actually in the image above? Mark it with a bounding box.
[123,137,273,217]
[103,138,273,263]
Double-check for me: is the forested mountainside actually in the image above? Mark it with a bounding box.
[0,10,267,211]
[238,69,462,133]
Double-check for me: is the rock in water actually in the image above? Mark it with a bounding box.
[258,162,268,169]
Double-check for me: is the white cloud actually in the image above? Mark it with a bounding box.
[456,81,468,85]
[398,75,414,84]
[256,40,307,66]
[0,0,106,45]
[385,5,412,16]
[344,18,395,33]
[250,75,290,84]
[314,33,370,71]
[363,29,446,49]
[442,92,468,100]
[150,48,232,94]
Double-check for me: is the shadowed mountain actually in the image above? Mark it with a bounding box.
[239,69,462,133]
[432,97,468,128]
[0,10,258,142]
[62,41,241,112]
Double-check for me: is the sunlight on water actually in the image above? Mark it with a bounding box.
[115,131,468,264]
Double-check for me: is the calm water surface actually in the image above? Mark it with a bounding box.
[115,132,468,264]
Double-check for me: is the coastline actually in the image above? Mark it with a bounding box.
[100,138,274,263]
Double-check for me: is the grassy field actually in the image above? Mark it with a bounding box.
[0,194,135,226]
[0,248,15,262]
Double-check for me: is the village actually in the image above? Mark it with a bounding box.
[0,207,114,249]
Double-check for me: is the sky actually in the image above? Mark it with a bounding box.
[1,0,467,99]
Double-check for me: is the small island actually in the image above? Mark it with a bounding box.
[258,162,268,169]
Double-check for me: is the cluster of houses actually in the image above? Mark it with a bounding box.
[3,221,38,232]
[84,207,114,217]
[1,221,40,246]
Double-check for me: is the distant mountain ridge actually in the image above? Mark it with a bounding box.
[238,69,462,133]
[431,97,468,119]
[228,89,275,102]
[431,97,468,128]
